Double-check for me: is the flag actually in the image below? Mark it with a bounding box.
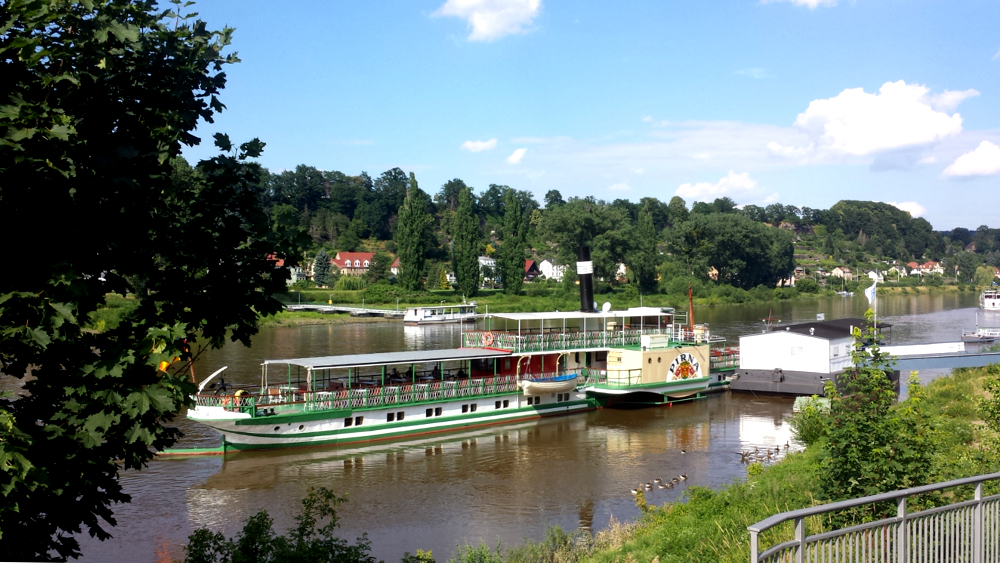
[864,281,877,305]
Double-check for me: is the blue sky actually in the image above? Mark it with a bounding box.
[182,0,1000,230]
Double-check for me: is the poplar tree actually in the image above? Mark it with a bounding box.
[628,206,661,293]
[395,173,430,291]
[498,188,527,295]
[451,187,480,298]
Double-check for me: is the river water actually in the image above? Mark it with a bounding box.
[77,291,992,562]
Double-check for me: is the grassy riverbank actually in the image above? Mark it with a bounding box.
[444,364,1000,563]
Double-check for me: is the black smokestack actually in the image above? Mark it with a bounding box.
[577,246,596,313]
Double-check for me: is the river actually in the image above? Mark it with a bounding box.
[77,291,992,562]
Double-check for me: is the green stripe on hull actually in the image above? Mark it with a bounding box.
[218,400,596,451]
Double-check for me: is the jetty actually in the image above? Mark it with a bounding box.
[284,303,405,319]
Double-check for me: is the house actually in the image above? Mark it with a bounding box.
[331,252,399,277]
[539,259,565,282]
[887,266,907,278]
[866,270,884,283]
[793,266,806,279]
[524,259,541,282]
[919,261,944,275]
[478,256,497,287]
[731,318,889,396]
[268,254,308,286]
[829,267,853,279]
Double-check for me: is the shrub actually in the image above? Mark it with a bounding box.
[335,276,367,291]
[789,396,829,446]
[797,277,819,294]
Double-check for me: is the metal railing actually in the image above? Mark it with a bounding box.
[749,472,1000,563]
[460,325,728,354]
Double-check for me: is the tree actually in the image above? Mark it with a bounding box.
[954,251,979,283]
[498,188,527,295]
[438,268,451,290]
[451,188,480,298]
[0,3,305,559]
[366,252,392,285]
[544,189,565,209]
[626,206,660,293]
[395,173,431,291]
[435,178,467,213]
[313,251,332,287]
[667,196,689,225]
[975,265,998,287]
[183,488,379,563]
[819,312,934,524]
[796,277,819,294]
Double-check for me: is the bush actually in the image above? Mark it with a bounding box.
[362,282,403,303]
[335,276,368,291]
[789,396,829,446]
[797,277,819,294]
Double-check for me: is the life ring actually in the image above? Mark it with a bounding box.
[482,331,495,347]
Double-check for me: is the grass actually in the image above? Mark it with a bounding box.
[256,311,389,327]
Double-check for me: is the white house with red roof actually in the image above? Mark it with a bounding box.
[331,252,400,276]
[919,261,944,275]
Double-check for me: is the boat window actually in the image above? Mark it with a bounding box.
[355,416,364,426]
[462,404,469,413]
[435,407,442,416]
[344,417,353,427]
[298,425,305,431]
[495,400,502,409]
[833,346,840,357]
[426,408,433,418]
[387,412,395,422]
[397,411,404,421]
[273,426,280,432]
[503,400,509,408]
[470,404,477,412]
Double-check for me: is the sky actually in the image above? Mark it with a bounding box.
[180,0,1000,230]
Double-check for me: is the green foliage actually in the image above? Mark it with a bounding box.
[498,188,527,295]
[313,251,333,287]
[746,461,764,480]
[334,276,368,291]
[452,187,481,299]
[789,396,830,446]
[438,268,451,290]
[396,174,431,291]
[183,488,378,563]
[977,366,1000,434]
[627,206,661,293]
[338,228,362,252]
[975,265,998,287]
[402,550,436,563]
[0,1,306,558]
[366,252,392,285]
[819,312,934,524]
[796,277,819,294]
[668,213,795,289]
[362,283,403,304]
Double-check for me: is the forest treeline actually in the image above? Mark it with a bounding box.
[185,160,1000,296]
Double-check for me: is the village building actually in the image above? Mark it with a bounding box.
[538,259,566,282]
[829,267,853,279]
[524,259,541,282]
[331,252,399,276]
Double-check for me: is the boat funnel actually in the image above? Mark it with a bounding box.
[577,247,597,312]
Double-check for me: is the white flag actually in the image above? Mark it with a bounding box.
[864,281,877,304]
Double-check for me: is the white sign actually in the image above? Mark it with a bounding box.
[668,352,702,380]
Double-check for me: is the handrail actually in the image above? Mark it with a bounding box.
[749,472,1000,533]
[749,471,1000,563]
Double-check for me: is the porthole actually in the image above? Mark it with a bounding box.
[273,426,280,432]
[648,358,652,364]
[298,424,305,431]
[658,357,662,363]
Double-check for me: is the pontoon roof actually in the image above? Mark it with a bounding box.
[263,347,511,370]
[488,307,675,321]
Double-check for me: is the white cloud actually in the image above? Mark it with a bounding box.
[433,0,541,42]
[609,182,631,192]
[634,168,645,175]
[942,141,1000,177]
[506,147,527,164]
[769,81,968,161]
[460,138,497,152]
[735,67,770,79]
[761,0,837,8]
[676,171,757,201]
[641,116,654,123]
[918,155,937,164]
[885,201,927,218]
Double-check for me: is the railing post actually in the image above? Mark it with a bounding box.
[750,530,758,563]
[794,516,804,563]
[897,496,907,563]
[974,481,983,563]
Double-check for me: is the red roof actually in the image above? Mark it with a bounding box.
[266,253,285,267]
[391,258,400,268]
[907,262,919,269]
[921,261,939,268]
[524,259,536,272]
[333,252,374,268]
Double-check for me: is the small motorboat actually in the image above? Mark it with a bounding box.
[518,373,579,396]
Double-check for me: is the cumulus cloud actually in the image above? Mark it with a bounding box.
[942,141,1000,177]
[506,148,527,164]
[433,0,541,42]
[761,0,837,8]
[460,138,497,152]
[676,171,757,201]
[609,182,631,191]
[885,201,927,218]
[769,81,969,161]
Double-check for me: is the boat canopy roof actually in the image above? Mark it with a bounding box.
[263,347,511,370]
[489,307,675,322]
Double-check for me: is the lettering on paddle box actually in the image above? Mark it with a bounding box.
[668,352,701,380]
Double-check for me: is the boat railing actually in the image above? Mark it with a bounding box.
[518,369,582,382]
[194,374,520,416]
[462,328,672,353]
[709,347,740,370]
[580,368,644,388]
